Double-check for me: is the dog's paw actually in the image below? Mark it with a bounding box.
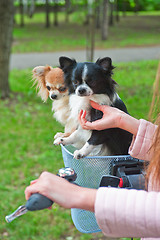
[54,132,65,139]
[74,150,85,160]
[53,137,65,146]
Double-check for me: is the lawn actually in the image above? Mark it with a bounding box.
[0,59,159,240]
[12,11,160,53]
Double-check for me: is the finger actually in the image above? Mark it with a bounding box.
[25,186,31,200]
[78,109,83,124]
[81,120,96,130]
[79,109,83,118]
[78,109,84,122]
[30,179,38,185]
[81,110,86,120]
[79,110,96,130]
[25,185,37,200]
[83,118,106,130]
[79,110,87,125]
[90,101,104,111]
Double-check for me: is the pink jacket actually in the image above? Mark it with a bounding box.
[95,119,159,239]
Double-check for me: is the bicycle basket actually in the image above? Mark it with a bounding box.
[61,144,137,233]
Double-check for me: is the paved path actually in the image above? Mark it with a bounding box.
[10,46,160,70]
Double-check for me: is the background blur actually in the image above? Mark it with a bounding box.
[0,0,160,239]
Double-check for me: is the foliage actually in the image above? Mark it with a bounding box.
[12,11,160,53]
[113,0,160,11]
[14,0,160,11]
[0,59,158,240]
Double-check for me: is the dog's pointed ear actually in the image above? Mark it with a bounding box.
[32,65,51,102]
[33,65,52,76]
[59,56,76,69]
[96,57,114,71]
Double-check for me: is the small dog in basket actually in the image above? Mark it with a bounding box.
[54,56,133,159]
[32,65,75,139]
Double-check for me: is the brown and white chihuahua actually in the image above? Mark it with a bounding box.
[32,65,75,139]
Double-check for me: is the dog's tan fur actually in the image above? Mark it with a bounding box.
[32,65,75,139]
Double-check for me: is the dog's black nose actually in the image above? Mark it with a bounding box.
[78,88,86,95]
[51,94,57,99]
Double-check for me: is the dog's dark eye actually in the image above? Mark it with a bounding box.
[46,86,51,91]
[74,80,79,85]
[59,87,66,92]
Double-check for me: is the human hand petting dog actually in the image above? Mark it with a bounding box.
[25,171,96,212]
[79,100,139,136]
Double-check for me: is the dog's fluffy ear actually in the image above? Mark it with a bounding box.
[59,56,76,69]
[33,65,51,77]
[32,65,52,102]
[96,57,114,71]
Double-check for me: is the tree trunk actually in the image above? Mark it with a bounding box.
[65,0,70,23]
[115,0,119,22]
[109,1,114,26]
[53,0,58,26]
[134,0,139,14]
[0,0,14,99]
[101,0,109,41]
[45,0,50,28]
[122,0,126,17]
[86,0,96,62]
[84,0,89,25]
[95,2,101,29]
[28,0,35,18]
[19,0,24,27]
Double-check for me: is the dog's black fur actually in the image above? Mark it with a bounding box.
[58,56,132,158]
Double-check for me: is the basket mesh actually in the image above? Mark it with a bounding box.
[61,144,136,233]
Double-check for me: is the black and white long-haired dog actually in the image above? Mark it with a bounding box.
[54,56,132,159]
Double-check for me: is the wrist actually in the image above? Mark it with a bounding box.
[119,112,140,136]
[72,187,97,212]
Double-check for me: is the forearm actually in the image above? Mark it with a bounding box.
[119,112,140,136]
[71,186,97,212]
[49,181,97,212]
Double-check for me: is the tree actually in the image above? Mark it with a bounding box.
[28,0,36,18]
[45,0,50,28]
[95,2,101,29]
[19,0,24,27]
[86,0,96,62]
[0,0,14,99]
[122,0,127,17]
[109,0,114,26]
[53,0,59,26]
[65,0,71,23]
[115,0,120,22]
[101,0,109,40]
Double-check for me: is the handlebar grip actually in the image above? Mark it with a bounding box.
[26,193,53,211]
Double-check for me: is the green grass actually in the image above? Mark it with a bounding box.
[12,11,160,53]
[0,59,158,240]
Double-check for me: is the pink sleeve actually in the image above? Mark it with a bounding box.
[95,187,160,238]
[128,119,158,161]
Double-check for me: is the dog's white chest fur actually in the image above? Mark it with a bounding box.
[69,95,91,122]
[52,96,70,126]
[69,93,112,123]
